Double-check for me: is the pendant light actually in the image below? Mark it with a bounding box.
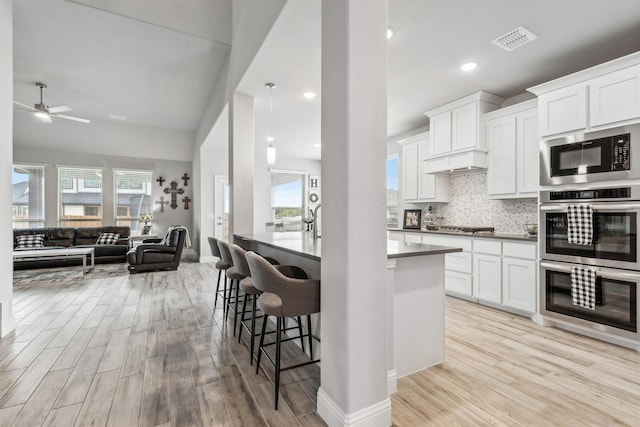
[265,82,277,165]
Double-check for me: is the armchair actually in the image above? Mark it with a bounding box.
[126,226,188,273]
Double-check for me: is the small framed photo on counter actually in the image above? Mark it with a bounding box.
[403,209,422,230]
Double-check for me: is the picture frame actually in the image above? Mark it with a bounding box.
[403,209,422,230]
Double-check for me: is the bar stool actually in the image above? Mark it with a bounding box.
[216,240,245,336]
[229,244,304,365]
[246,252,320,410]
[208,237,230,311]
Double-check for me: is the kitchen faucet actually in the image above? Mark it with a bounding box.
[311,204,322,240]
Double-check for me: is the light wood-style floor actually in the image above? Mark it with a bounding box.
[2,260,639,426]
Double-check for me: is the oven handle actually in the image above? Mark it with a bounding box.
[540,203,640,212]
[540,261,640,281]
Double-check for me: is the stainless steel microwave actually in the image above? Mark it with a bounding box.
[540,124,640,186]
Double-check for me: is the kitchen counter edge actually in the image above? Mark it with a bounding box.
[388,228,538,242]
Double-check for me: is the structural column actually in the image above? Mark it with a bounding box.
[0,0,15,337]
[229,93,255,237]
[318,1,390,426]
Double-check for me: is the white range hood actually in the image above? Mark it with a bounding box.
[424,150,487,173]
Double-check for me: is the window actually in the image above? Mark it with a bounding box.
[114,170,153,228]
[387,156,399,228]
[12,164,45,229]
[59,167,103,227]
[271,170,306,220]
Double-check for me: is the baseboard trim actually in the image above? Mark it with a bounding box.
[387,369,397,395]
[0,299,15,338]
[317,387,391,427]
[199,255,215,263]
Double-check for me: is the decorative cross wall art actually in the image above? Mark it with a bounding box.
[155,196,169,213]
[156,176,166,187]
[183,196,191,210]
[182,173,190,186]
[163,181,185,209]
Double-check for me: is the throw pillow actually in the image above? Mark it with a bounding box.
[96,232,119,245]
[16,234,45,249]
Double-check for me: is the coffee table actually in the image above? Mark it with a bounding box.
[13,247,95,274]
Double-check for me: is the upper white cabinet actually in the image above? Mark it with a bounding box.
[589,64,640,127]
[424,91,504,172]
[484,99,539,199]
[537,83,587,137]
[400,133,450,203]
[529,51,640,137]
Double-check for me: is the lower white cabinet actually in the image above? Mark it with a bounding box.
[502,257,537,312]
[404,233,422,244]
[388,231,405,242]
[473,253,502,304]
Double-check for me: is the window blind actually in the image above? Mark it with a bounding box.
[58,167,103,226]
[114,169,153,226]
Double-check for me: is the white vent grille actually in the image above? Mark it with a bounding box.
[492,26,538,51]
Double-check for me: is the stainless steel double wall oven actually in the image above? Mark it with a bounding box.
[539,125,640,343]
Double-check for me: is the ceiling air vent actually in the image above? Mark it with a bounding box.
[491,26,538,51]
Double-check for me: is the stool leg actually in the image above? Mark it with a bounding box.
[213,269,222,311]
[222,275,228,318]
[238,293,249,343]
[232,281,241,336]
[250,294,257,365]
[275,316,282,410]
[225,279,234,322]
[307,314,313,359]
[256,314,268,374]
[297,316,305,352]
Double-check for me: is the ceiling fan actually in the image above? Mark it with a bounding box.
[13,82,91,124]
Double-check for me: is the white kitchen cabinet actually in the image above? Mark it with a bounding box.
[401,141,419,200]
[430,113,452,156]
[423,234,473,297]
[473,253,502,304]
[388,231,405,242]
[485,100,539,199]
[404,233,422,244]
[423,91,504,172]
[502,257,537,313]
[400,134,450,203]
[529,52,640,137]
[537,83,587,137]
[589,64,640,127]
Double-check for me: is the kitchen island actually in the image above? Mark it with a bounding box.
[234,232,462,392]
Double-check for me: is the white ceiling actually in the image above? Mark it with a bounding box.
[239,0,640,160]
[12,1,640,162]
[13,0,231,133]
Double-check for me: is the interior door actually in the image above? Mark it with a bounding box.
[214,175,229,241]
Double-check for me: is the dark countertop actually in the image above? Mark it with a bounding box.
[388,228,538,242]
[234,232,462,262]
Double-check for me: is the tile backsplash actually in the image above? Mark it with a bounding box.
[417,169,538,234]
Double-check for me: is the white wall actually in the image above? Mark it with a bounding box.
[0,0,14,337]
[253,154,321,232]
[13,146,193,237]
[14,115,195,162]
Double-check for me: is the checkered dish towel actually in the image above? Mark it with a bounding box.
[570,266,597,310]
[567,204,593,245]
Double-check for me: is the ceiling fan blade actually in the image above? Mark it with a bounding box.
[54,114,91,124]
[48,105,72,113]
[13,100,35,111]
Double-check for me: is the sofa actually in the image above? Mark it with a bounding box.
[13,226,130,270]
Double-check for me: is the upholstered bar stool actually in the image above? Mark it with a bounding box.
[230,244,304,365]
[246,252,320,410]
[208,237,230,311]
[216,240,246,336]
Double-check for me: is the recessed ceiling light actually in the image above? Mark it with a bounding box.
[303,92,316,99]
[313,144,321,148]
[460,62,478,72]
[387,28,394,39]
[266,136,275,142]
[109,114,127,121]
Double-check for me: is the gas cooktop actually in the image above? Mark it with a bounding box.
[426,225,495,234]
